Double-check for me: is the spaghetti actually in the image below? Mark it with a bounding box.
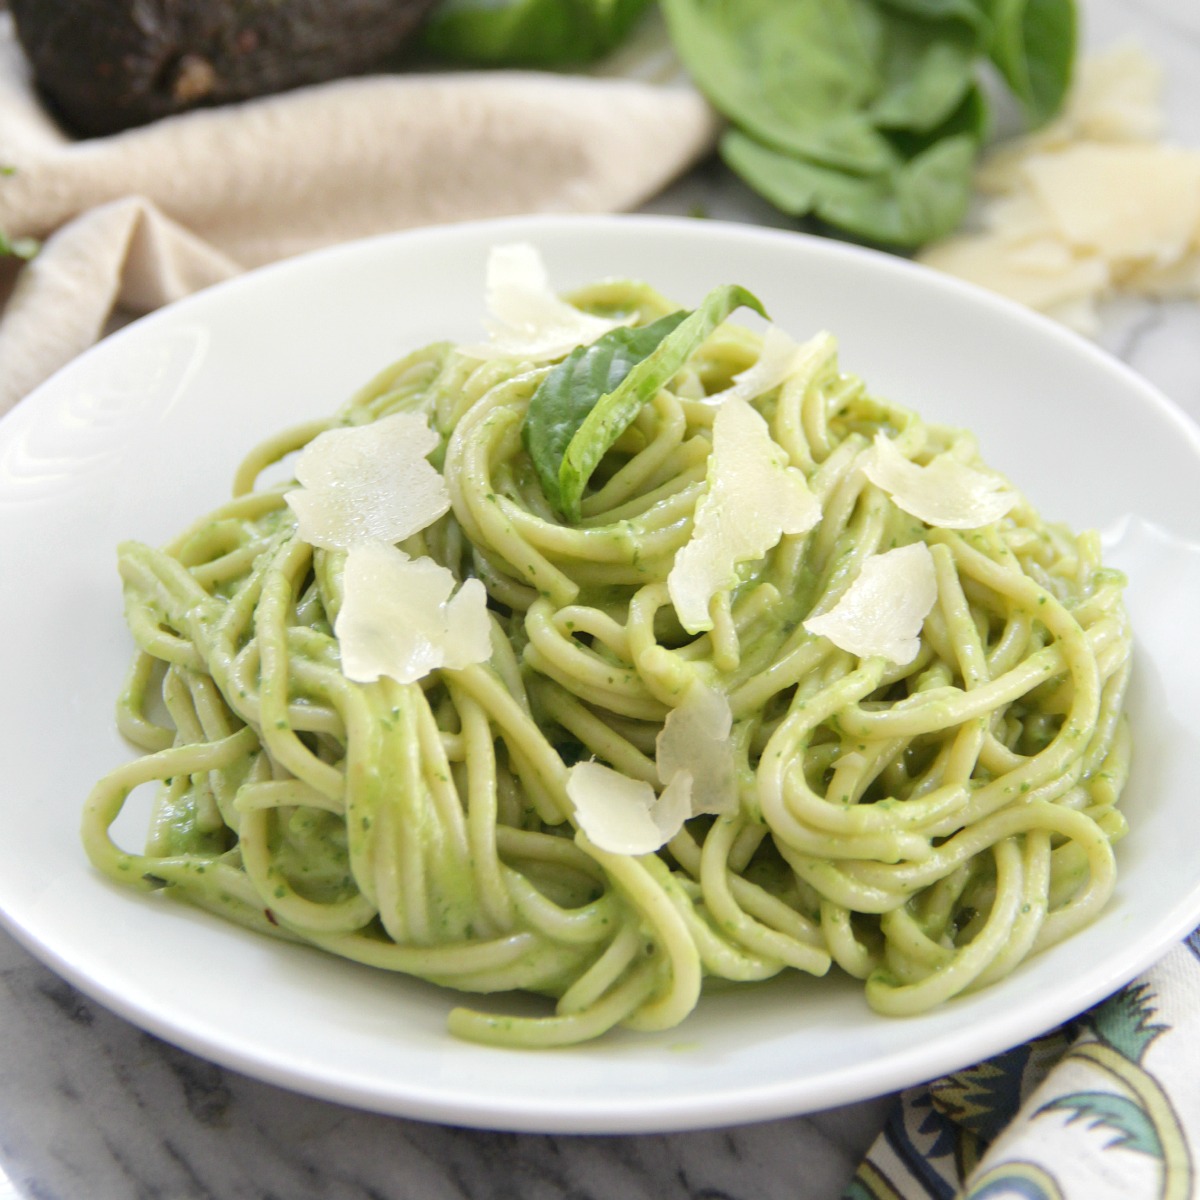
[83,268,1131,1047]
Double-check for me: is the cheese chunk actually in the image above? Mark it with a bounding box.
[920,45,1200,329]
[863,434,1019,529]
[567,761,691,855]
[285,412,449,552]
[1123,249,1200,299]
[463,243,626,362]
[655,680,736,815]
[669,396,820,634]
[1024,144,1200,266]
[334,541,491,684]
[1069,43,1164,143]
[804,543,938,665]
[920,233,1110,319]
[976,46,1164,195]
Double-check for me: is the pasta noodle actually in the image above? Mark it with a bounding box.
[83,272,1132,1048]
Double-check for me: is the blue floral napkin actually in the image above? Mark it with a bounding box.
[848,930,1200,1199]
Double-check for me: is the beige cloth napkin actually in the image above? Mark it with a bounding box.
[0,13,717,415]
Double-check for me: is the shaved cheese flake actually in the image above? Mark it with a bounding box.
[804,544,937,665]
[981,193,1056,244]
[1007,237,1080,275]
[864,434,1018,529]
[567,761,689,856]
[920,45,1200,333]
[442,578,493,669]
[975,138,1051,197]
[285,412,449,552]
[1023,144,1200,265]
[706,327,836,407]
[669,396,820,634]
[571,680,737,856]
[975,46,1164,195]
[1069,44,1163,143]
[654,770,695,842]
[655,681,736,815]
[462,243,626,362]
[1122,248,1200,300]
[920,233,1110,312]
[335,541,490,684]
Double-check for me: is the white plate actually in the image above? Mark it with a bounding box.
[3,215,1200,1134]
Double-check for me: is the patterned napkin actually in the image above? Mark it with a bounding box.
[847,930,1200,1199]
[0,13,715,415]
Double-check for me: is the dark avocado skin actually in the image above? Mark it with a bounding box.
[9,0,442,137]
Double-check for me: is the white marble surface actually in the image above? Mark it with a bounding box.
[2,1,1198,1197]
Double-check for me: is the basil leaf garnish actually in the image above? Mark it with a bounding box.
[523,284,767,521]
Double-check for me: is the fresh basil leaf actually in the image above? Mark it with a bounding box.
[885,79,990,157]
[875,0,988,34]
[558,285,767,521]
[985,0,1076,127]
[421,0,652,66]
[721,127,977,247]
[660,0,897,174]
[522,311,689,517]
[525,285,767,521]
[869,17,979,133]
[659,0,1076,248]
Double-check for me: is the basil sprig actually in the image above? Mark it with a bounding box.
[522,284,766,522]
[660,0,1076,248]
[421,0,653,67]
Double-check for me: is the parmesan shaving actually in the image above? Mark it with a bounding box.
[566,760,689,856]
[920,234,1110,316]
[653,770,695,843]
[975,45,1164,196]
[1068,43,1164,143]
[668,395,820,634]
[804,543,938,665]
[1123,249,1200,300]
[334,541,491,684]
[655,680,736,815]
[705,327,836,407]
[863,434,1019,529]
[568,678,737,855]
[919,44,1200,334]
[1024,145,1200,267]
[285,412,449,552]
[462,243,627,362]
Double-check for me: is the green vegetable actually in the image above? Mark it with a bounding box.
[660,0,1076,248]
[523,311,688,517]
[421,0,653,66]
[523,285,766,521]
[0,167,37,261]
[985,0,1077,125]
[0,231,38,261]
[723,84,987,246]
[723,129,978,247]
[659,0,983,165]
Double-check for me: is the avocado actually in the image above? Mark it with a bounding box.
[9,0,442,137]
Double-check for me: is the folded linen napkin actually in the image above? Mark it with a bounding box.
[848,930,1200,1199]
[0,13,717,414]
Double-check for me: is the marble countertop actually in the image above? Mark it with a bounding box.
[3,1,1198,1197]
